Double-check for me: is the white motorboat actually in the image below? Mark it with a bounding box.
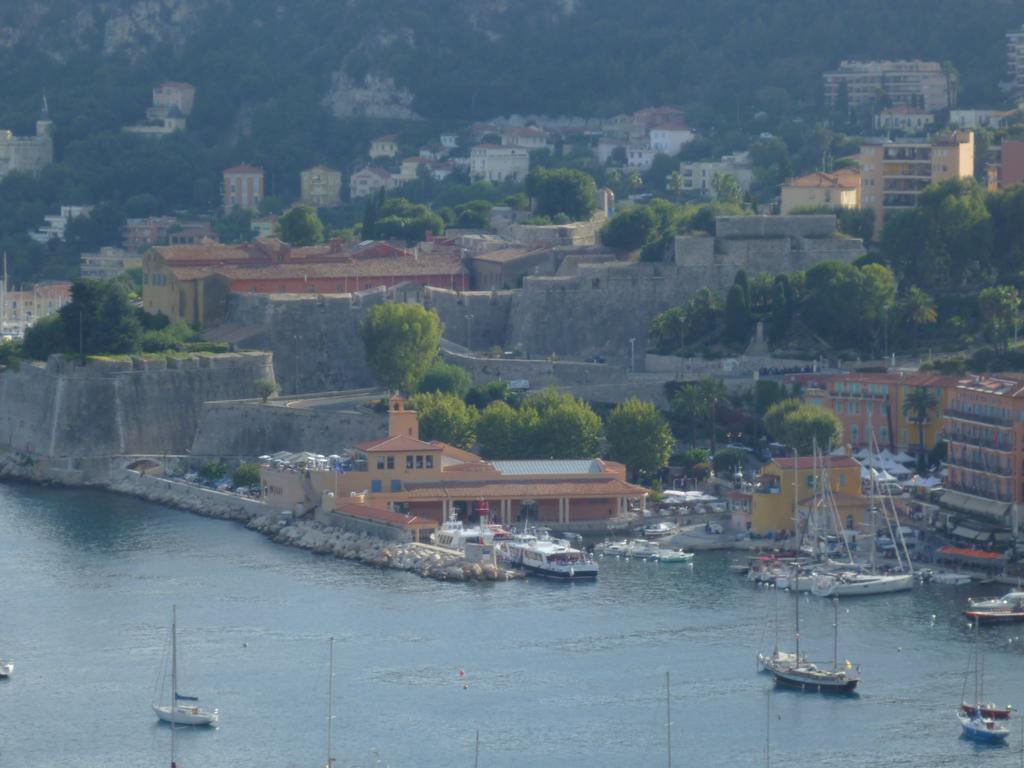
[519,537,598,580]
[967,591,1024,611]
[625,539,660,560]
[430,512,507,552]
[153,606,219,727]
[594,539,630,556]
[655,548,694,563]
[643,521,676,539]
[810,571,913,597]
[918,569,971,586]
[0,659,12,678]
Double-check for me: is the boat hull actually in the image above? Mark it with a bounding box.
[958,714,1009,743]
[811,573,913,597]
[772,668,859,693]
[522,562,598,580]
[964,609,1024,623]
[153,703,219,726]
[0,660,12,678]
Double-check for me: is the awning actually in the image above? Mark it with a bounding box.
[950,526,980,540]
[939,490,1011,522]
[938,545,1003,561]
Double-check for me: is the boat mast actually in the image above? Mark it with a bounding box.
[327,636,335,768]
[171,605,177,768]
[832,598,839,672]
[974,618,981,709]
[765,687,771,768]
[666,670,672,768]
[794,572,800,663]
[474,729,480,768]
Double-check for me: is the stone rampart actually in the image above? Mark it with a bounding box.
[0,352,275,458]
[224,290,388,394]
[439,348,624,388]
[190,400,387,458]
[716,214,836,238]
[424,288,513,350]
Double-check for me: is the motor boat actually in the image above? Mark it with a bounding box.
[655,548,694,563]
[430,513,507,552]
[518,537,598,580]
[967,591,1024,611]
[964,591,1024,622]
[625,539,660,560]
[917,569,971,586]
[643,522,676,539]
[594,539,629,557]
[0,659,12,678]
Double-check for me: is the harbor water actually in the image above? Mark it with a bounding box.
[2,481,1024,767]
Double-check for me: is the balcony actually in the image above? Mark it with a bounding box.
[945,481,1013,503]
[945,409,1014,428]
[950,456,1013,476]
[947,434,1013,451]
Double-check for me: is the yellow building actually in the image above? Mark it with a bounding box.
[858,131,974,239]
[752,456,864,535]
[260,396,648,526]
[780,169,860,215]
[789,371,956,455]
[299,166,342,208]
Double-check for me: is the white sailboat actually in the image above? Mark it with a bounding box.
[153,606,219,727]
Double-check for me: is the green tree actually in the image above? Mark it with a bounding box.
[232,463,261,488]
[697,376,727,453]
[606,398,674,480]
[255,378,277,403]
[407,391,479,449]
[666,171,684,197]
[524,389,602,458]
[477,400,522,459]
[453,200,493,228]
[649,306,686,354]
[900,287,937,352]
[373,197,446,242]
[525,167,598,221]
[416,359,473,397]
[600,206,658,251]
[670,384,706,446]
[779,403,843,455]
[59,279,142,357]
[199,461,227,483]
[20,315,66,360]
[901,386,938,468]
[464,380,511,410]
[724,284,751,345]
[979,285,1020,352]
[215,206,255,244]
[360,303,442,393]
[712,448,747,475]
[857,263,897,355]
[277,205,324,246]
[763,398,802,443]
[711,172,744,205]
[752,380,787,417]
[681,288,722,344]
[769,278,790,343]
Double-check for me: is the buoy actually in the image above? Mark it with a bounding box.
[897,647,902,653]
[463,683,469,690]
[243,642,248,648]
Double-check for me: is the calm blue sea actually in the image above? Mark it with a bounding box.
[1,481,1023,767]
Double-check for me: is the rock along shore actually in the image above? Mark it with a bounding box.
[0,452,519,584]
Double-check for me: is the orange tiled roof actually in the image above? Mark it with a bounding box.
[224,164,263,174]
[354,435,444,453]
[334,502,435,528]
[390,475,646,500]
[784,170,859,189]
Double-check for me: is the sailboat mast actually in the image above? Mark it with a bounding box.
[474,729,480,768]
[171,605,177,768]
[327,636,335,768]
[794,573,800,661]
[765,687,771,768]
[974,618,980,708]
[666,671,672,768]
[832,598,839,672]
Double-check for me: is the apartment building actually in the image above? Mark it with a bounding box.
[943,374,1024,532]
[1009,25,1024,98]
[790,371,954,455]
[222,164,264,212]
[858,131,974,238]
[469,145,529,183]
[678,152,754,198]
[299,165,342,207]
[824,60,951,113]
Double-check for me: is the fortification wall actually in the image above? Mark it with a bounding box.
[191,400,387,458]
[0,352,275,458]
[224,291,387,394]
[424,288,513,350]
[716,214,836,238]
[439,348,624,387]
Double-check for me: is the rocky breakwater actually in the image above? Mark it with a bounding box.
[247,515,520,583]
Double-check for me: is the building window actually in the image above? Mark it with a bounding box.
[880,427,889,443]
[839,473,846,487]
[416,455,424,469]
[406,456,414,469]
[377,457,385,470]
[371,480,382,493]
[426,456,434,469]
[386,456,395,470]
[851,425,859,443]
[390,479,401,492]
[806,475,815,489]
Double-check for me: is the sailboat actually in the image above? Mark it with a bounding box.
[152,606,219,727]
[958,618,1011,742]
[323,636,336,768]
[757,582,804,672]
[770,589,860,693]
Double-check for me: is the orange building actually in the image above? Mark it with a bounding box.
[260,396,647,527]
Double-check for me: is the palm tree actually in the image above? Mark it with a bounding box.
[900,287,937,352]
[698,376,728,453]
[901,385,938,469]
[671,384,706,448]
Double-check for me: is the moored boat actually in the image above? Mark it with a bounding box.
[957,710,1009,743]
[0,659,12,678]
[153,606,219,727]
[519,537,598,580]
[810,570,914,597]
[964,590,1024,622]
[655,548,694,563]
[958,617,1012,742]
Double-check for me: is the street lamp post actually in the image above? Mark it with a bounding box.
[629,337,636,373]
[465,313,474,350]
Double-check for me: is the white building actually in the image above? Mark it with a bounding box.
[626,144,656,170]
[949,109,1016,130]
[350,167,398,199]
[29,206,92,243]
[1009,25,1024,98]
[80,247,142,280]
[678,152,754,198]
[500,127,548,150]
[649,123,695,156]
[469,145,530,183]
[440,133,459,150]
[873,106,935,133]
[0,98,53,180]
[370,135,399,159]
